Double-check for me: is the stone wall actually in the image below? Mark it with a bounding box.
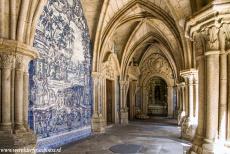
[29,0,92,149]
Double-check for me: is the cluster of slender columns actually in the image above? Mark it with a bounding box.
[91,70,130,132]
[177,82,186,125]
[185,2,230,153]
[0,0,46,151]
[0,40,38,150]
[179,69,198,141]
[91,72,105,133]
[119,80,129,125]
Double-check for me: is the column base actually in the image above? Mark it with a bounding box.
[189,135,204,154]
[0,129,36,154]
[178,111,186,125]
[181,117,197,141]
[92,114,105,133]
[120,109,128,125]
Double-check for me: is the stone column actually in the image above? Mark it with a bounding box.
[181,83,186,118]
[23,61,30,131]
[114,77,120,124]
[228,51,230,141]
[191,56,206,152]
[0,41,38,151]
[218,53,227,141]
[92,72,99,118]
[202,51,220,152]
[167,86,174,118]
[102,76,107,127]
[92,72,105,133]
[177,82,186,125]
[14,55,26,130]
[176,85,180,118]
[0,54,14,131]
[120,81,129,125]
[180,69,198,140]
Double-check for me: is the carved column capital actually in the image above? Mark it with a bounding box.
[15,54,31,71]
[0,53,14,69]
[177,82,186,88]
[180,69,198,84]
[92,72,102,84]
[201,26,220,51]
[119,80,129,90]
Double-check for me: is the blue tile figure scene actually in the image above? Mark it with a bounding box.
[29,0,92,149]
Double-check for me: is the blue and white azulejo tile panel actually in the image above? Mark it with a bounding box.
[29,0,92,148]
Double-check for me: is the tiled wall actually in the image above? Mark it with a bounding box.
[29,0,92,148]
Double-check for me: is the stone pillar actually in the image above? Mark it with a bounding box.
[177,82,186,125]
[191,56,206,153]
[14,55,26,130]
[23,63,30,131]
[92,72,105,133]
[218,50,227,141]
[129,81,137,120]
[114,77,120,124]
[0,40,38,151]
[102,76,107,127]
[167,86,174,118]
[120,80,129,125]
[176,85,180,118]
[202,51,220,153]
[180,69,198,141]
[228,52,230,141]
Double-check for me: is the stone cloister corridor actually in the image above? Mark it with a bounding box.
[0,0,230,154]
[59,118,191,154]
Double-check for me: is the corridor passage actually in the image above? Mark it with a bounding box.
[60,118,191,154]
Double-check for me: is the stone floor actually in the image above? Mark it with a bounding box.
[58,117,191,154]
